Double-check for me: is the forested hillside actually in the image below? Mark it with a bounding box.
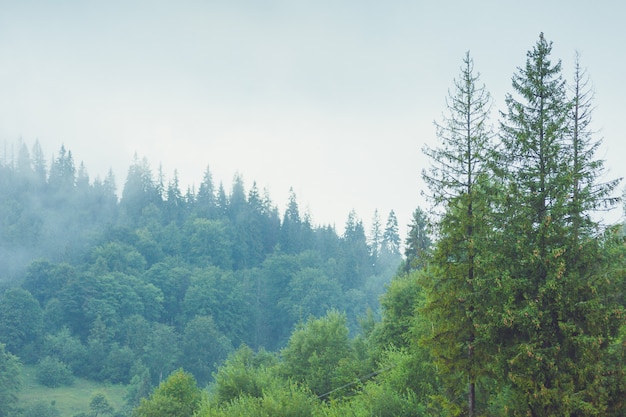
[0,138,405,416]
[2,33,626,417]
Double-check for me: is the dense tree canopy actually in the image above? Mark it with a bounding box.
[0,133,402,417]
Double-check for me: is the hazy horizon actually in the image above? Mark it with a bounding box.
[2,1,625,235]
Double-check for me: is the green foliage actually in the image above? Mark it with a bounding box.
[403,207,431,273]
[181,315,233,386]
[183,267,250,344]
[125,368,153,410]
[198,382,318,417]
[0,287,43,362]
[280,267,343,323]
[0,343,21,416]
[90,241,147,276]
[36,356,74,387]
[183,218,233,268]
[58,270,157,341]
[382,210,401,257]
[120,155,160,225]
[101,345,137,384]
[339,211,373,289]
[118,315,151,356]
[372,271,423,351]
[373,347,439,410]
[143,261,190,324]
[1,140,399,403]
[420,49,496,417]
[132,369,201,417]
[567,53,620,236]
[483,33,626,416]
[142,323,180,385]
[281,311,355,398]
[255,251,335,350]
[90,392,114,416]
[212,345,279,404]
[20,400,61,417]
[323,382,425,417]
[83,316,115,380]
[9,50,626,416]
[22,260,75,306]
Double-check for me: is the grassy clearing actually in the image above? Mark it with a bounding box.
[18,365,129,416]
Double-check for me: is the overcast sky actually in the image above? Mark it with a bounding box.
[1,0,624,236]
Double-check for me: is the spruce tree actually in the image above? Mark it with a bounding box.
[420,51,494,416]
[403,207,431,273]
[492,33,624,415]
[382,210,400,256]
[280,188,302,253]
[567,52,621,241]
[369,209,383,267]
[196,165,216,218]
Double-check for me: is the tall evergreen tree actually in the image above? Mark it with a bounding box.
[75,161,90,191]
[567,52,621,241]
[491,33,624,416]
[216,182,228,218]
[196,165,216,218]
[382,210,400,256]
[48,145,76,193]
[403,207,431,273]
[420,51,494,416]
[16,142,34,182]
[165,170,184,223]
[339,210,371,288]
[369,209,383,270]
[120,155,159,223]
[280,188,302,254]
[228,173,247,219]
[31,140,47,187]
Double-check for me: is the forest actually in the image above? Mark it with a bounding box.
[1,33,626,417]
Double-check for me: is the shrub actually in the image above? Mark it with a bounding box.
[36,356,74,387]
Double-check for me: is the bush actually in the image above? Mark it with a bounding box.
[36,356,74,387]
[42,327,88,375]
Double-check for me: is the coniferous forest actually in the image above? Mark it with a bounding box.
[1,34,626,417]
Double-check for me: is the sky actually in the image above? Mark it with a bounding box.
[1,0,625,237]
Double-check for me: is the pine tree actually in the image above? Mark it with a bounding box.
[420,51,494,416]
